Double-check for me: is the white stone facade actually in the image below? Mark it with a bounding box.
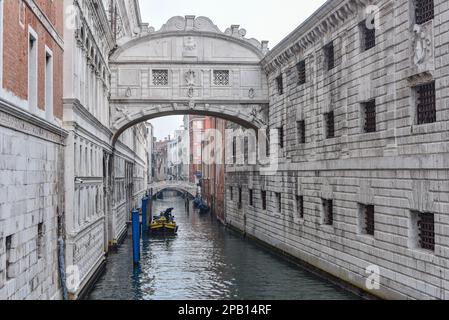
[62,0,150,299]
[225,0,449,300]
[0,102,66,300]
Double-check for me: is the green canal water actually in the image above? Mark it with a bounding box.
[88,195,359,300]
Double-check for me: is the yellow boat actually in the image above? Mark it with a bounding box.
[150,208,179,235]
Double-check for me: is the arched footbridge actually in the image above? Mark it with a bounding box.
[149,181,198,198]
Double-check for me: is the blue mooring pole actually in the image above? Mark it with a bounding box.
[132,209,140,265]
[142,196,148,232]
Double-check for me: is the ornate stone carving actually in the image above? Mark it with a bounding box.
[248,88,256,99]
[146,16,267,54]
[413,23,434,72]
[185,70,196,87]
[183,36,197,57]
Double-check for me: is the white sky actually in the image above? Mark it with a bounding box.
[140,0,328,140]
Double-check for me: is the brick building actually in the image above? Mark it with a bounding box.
[202,117,227,223]
[0,0,65,299]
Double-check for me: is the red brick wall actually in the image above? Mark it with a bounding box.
[2,0,63,119]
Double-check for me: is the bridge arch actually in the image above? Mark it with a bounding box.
[150,181,198,198]
[108,15,270,146]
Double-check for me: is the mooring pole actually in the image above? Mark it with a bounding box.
[132,208,140,265]
[142,195,149,232]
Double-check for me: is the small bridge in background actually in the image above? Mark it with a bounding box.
[149,181,198,198]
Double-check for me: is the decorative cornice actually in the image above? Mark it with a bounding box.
[261,0,371,74]
[0,97,67,145]
[63,98,113,138]
[115,15,269,58]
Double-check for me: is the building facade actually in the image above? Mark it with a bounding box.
[62,0,149,299]
[0,0,65,299]
[225,0,449,300]
[202,117,227,223]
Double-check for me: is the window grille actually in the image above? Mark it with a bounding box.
[213,70,229,86]
[249,189,254,206]
[297,120,306,144]
[418,212,435,251]
[297,196,304,219]
[363,100,377,133]
[324,42,335,71]
[325,111,335,138]
[261,191,267,210]
[276,193,282,213]
[297,60,306,85]
[276,75,284,95]
[278,127,284,149]
[364,205,375,236]
[323,199,333,225]
[416,0,434,25]
[416,82,436,125]
[153,70,168,86]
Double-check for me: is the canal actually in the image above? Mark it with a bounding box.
[88,194,359,300]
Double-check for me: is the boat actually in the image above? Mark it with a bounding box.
[150,208,179,235]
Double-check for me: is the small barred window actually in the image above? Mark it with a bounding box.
[412,211,435,251]
[415,0,434,25]
[363,100,377,133]
[324,111,335,139]
[297,196,304,219]
[153,70,169,86]
[297,60,306,85]
[323,199,334,226]
[261,191,267,211]
[276,75,284,95]
[360,204,375,236]
[297,120,306,144]
[213,70,230,86]
[416,82,436,125]
[324,42,335,71]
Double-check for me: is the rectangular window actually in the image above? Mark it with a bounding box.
[297,60,306,85]
[324,111,335,139]
[363,100,377,133]
[276,75,284,95]
[359,204,375,236]
[323,199,334,225]
[265,128,270,157]
[152,69,169,86]
[238,188,242,209]
[415,0,434,25]
[411,211,435,251]
[416,82,436,125]
[278,127,284,149]
[45,51,53,121]
[232,137,237,164]
[249,189,254,207]
[261,191,267,210]
[213,70,229,86]
[230,187,234,201]
[296,195,304,219]
[37,222,44,258]
[6,235,12,280]
[276,193,282,213]
[324,42,335,71]
[297,120,306,144]
[28,30,38,111]
[360,19,376,51]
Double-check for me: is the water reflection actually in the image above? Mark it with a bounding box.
[88,195,358,300]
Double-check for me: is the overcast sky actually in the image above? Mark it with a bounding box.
[140,0,328,140]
